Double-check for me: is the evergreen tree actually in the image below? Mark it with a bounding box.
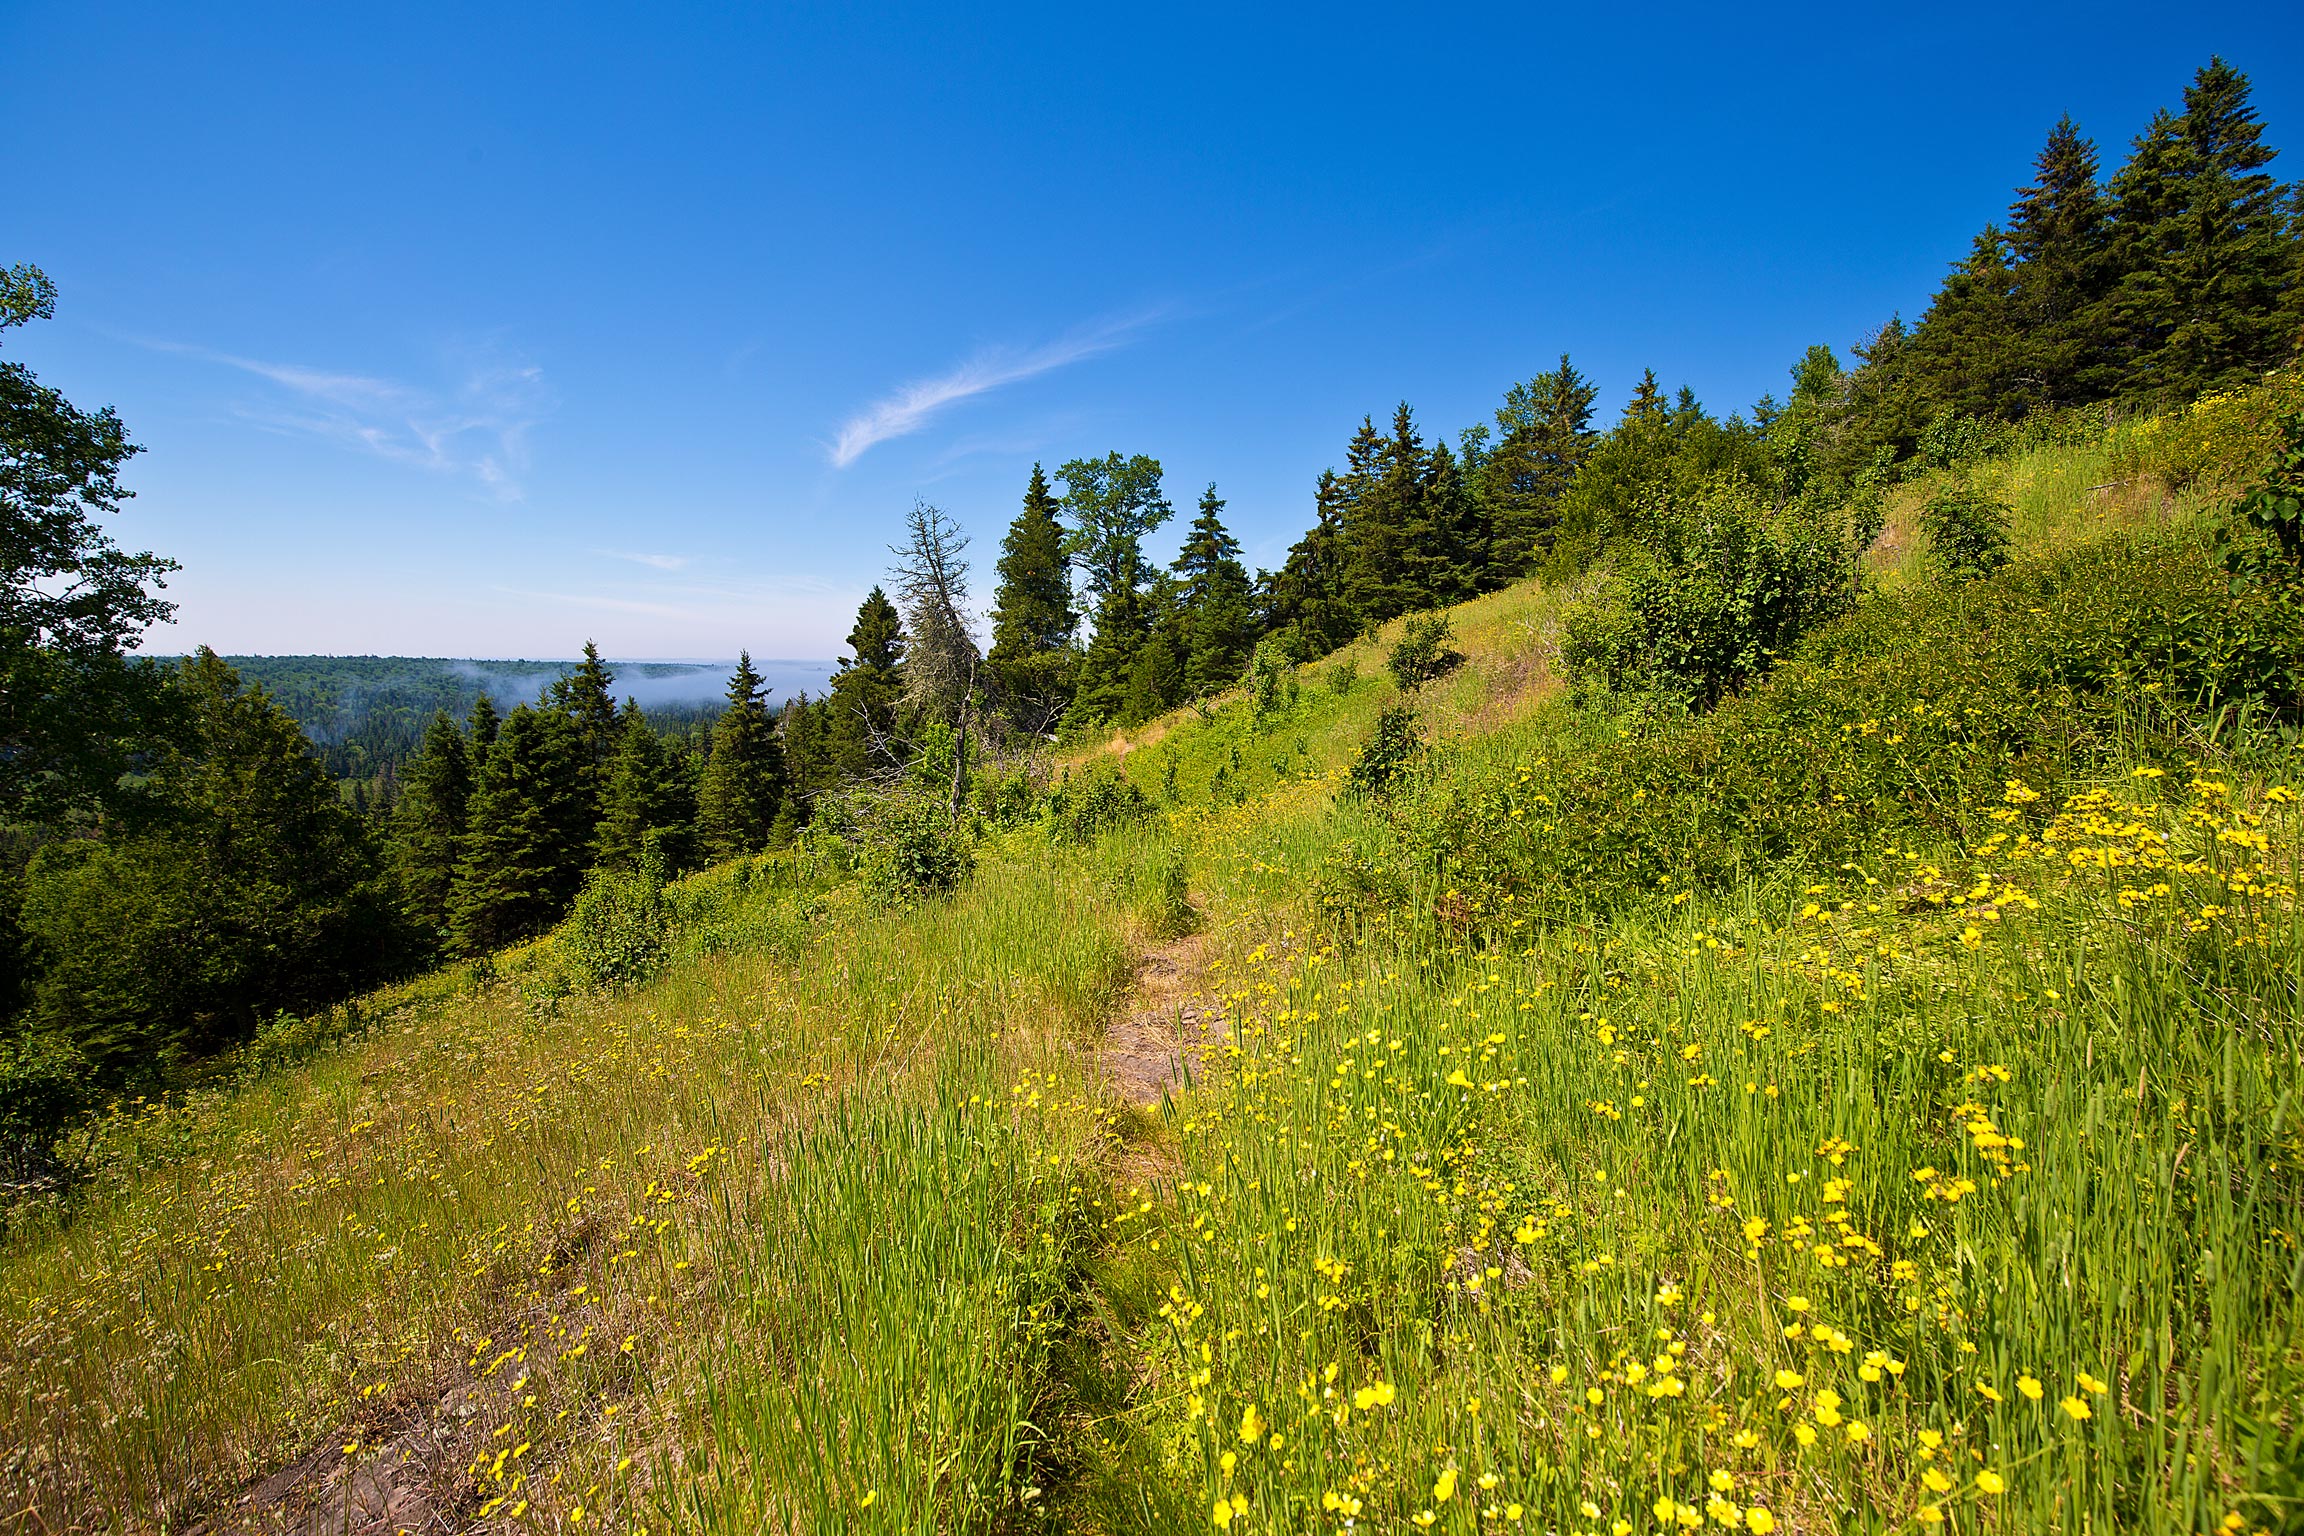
[1480,356,1599,575]
[825,588,906,780]
[1171,484,1254,695]
[1909,229,2026,417]
[1122,618,1185,725]
[2007,115,2114,407]
[1058,453,1171,717]
[1261,470,1359,659]
[595,702,697,873]
[448,704,590,955]
[389,710,471,943]
[547,640,620,832]
[467,691,501,753]
[20,652,400,1066]
[697,652,787,859]
[2155,59,2293,395]
[986,463,1078,727]
[779,691,834,809]
[1070,581,1152,726]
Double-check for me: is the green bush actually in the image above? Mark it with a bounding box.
[1327,656,1359,697]
[1560,480,1853,710]
[1921,478,2014,581]
[1345,706,1423,800]
[561,864,671,989]
[1243,639,1289,721]
[0,1031,93,1192]
[1387,526,2304,935]
[1386,613,1462,692]
[1048,763,1156,845]
[861,795,976,900]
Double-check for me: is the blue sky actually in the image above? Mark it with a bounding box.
[5,2,2297,660]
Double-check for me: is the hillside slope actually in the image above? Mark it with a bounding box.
[4,425,2301,1535]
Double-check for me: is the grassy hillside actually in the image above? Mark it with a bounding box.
[4,415,2301,1534]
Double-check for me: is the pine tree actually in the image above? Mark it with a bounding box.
[1171,484,1254,695]
[779,691,834,809]
[2007,115,2113,407]
[1481,356,1599,575]
[467,691,501,753]
[2162,59,2292,394]
[448,704,591,955]
[595,703,697,873]
[547,641,620,832]
[389,710,471,943]
[1262,470,1359,659]
[1910,229,2026,417]
[697,652,787,860]
[987,463,1078,728]
[826,588,906,780]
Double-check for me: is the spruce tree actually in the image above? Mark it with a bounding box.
[1910,229,2026,417]
[1171,484,1254,696]
[448,704,591,955]
[2007,115,2113,407]
[548,640,620,824]
[826,588,906,780]
[2161,59,2292,394]
[595,702,697,873]
[1122,621,1184,725]
[1481,356,1599,576]
[987,463,1078,727]
[467,691,500,753]
[697,652,787,860]
[1263,470,1359,659]
[1071,581,1150,726]
[779,691,833,810]
[389,710,472,943]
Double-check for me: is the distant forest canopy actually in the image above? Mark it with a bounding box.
[164,655,834,784]
[2,56,2298,1135]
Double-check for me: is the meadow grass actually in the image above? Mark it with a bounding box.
[0,842,1156,1530]
[6,419,2302,1534]
[1085,752,2301,1535]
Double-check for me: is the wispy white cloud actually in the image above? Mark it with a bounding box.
[600,549,691,571]
[143,337,552,499]
[828,311,1160,468]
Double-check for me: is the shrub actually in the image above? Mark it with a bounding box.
[862,795,976,900]
[1389,527,2304,934]
[1346,706,1423,800]
[1328,656,1359,696]
[561,859,670,990]
[1048,763,1156,845]
[0,1031,93,1193]
[1387,613,1462,692]
[1914,410,2007,470]
[1243,640,1289,721]
[1561,481,1853,710]
[1921,479,2013,581]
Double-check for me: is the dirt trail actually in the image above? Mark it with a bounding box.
[1097,925,1225,1106]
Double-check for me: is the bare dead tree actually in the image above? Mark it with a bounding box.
[889,500,982,818]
